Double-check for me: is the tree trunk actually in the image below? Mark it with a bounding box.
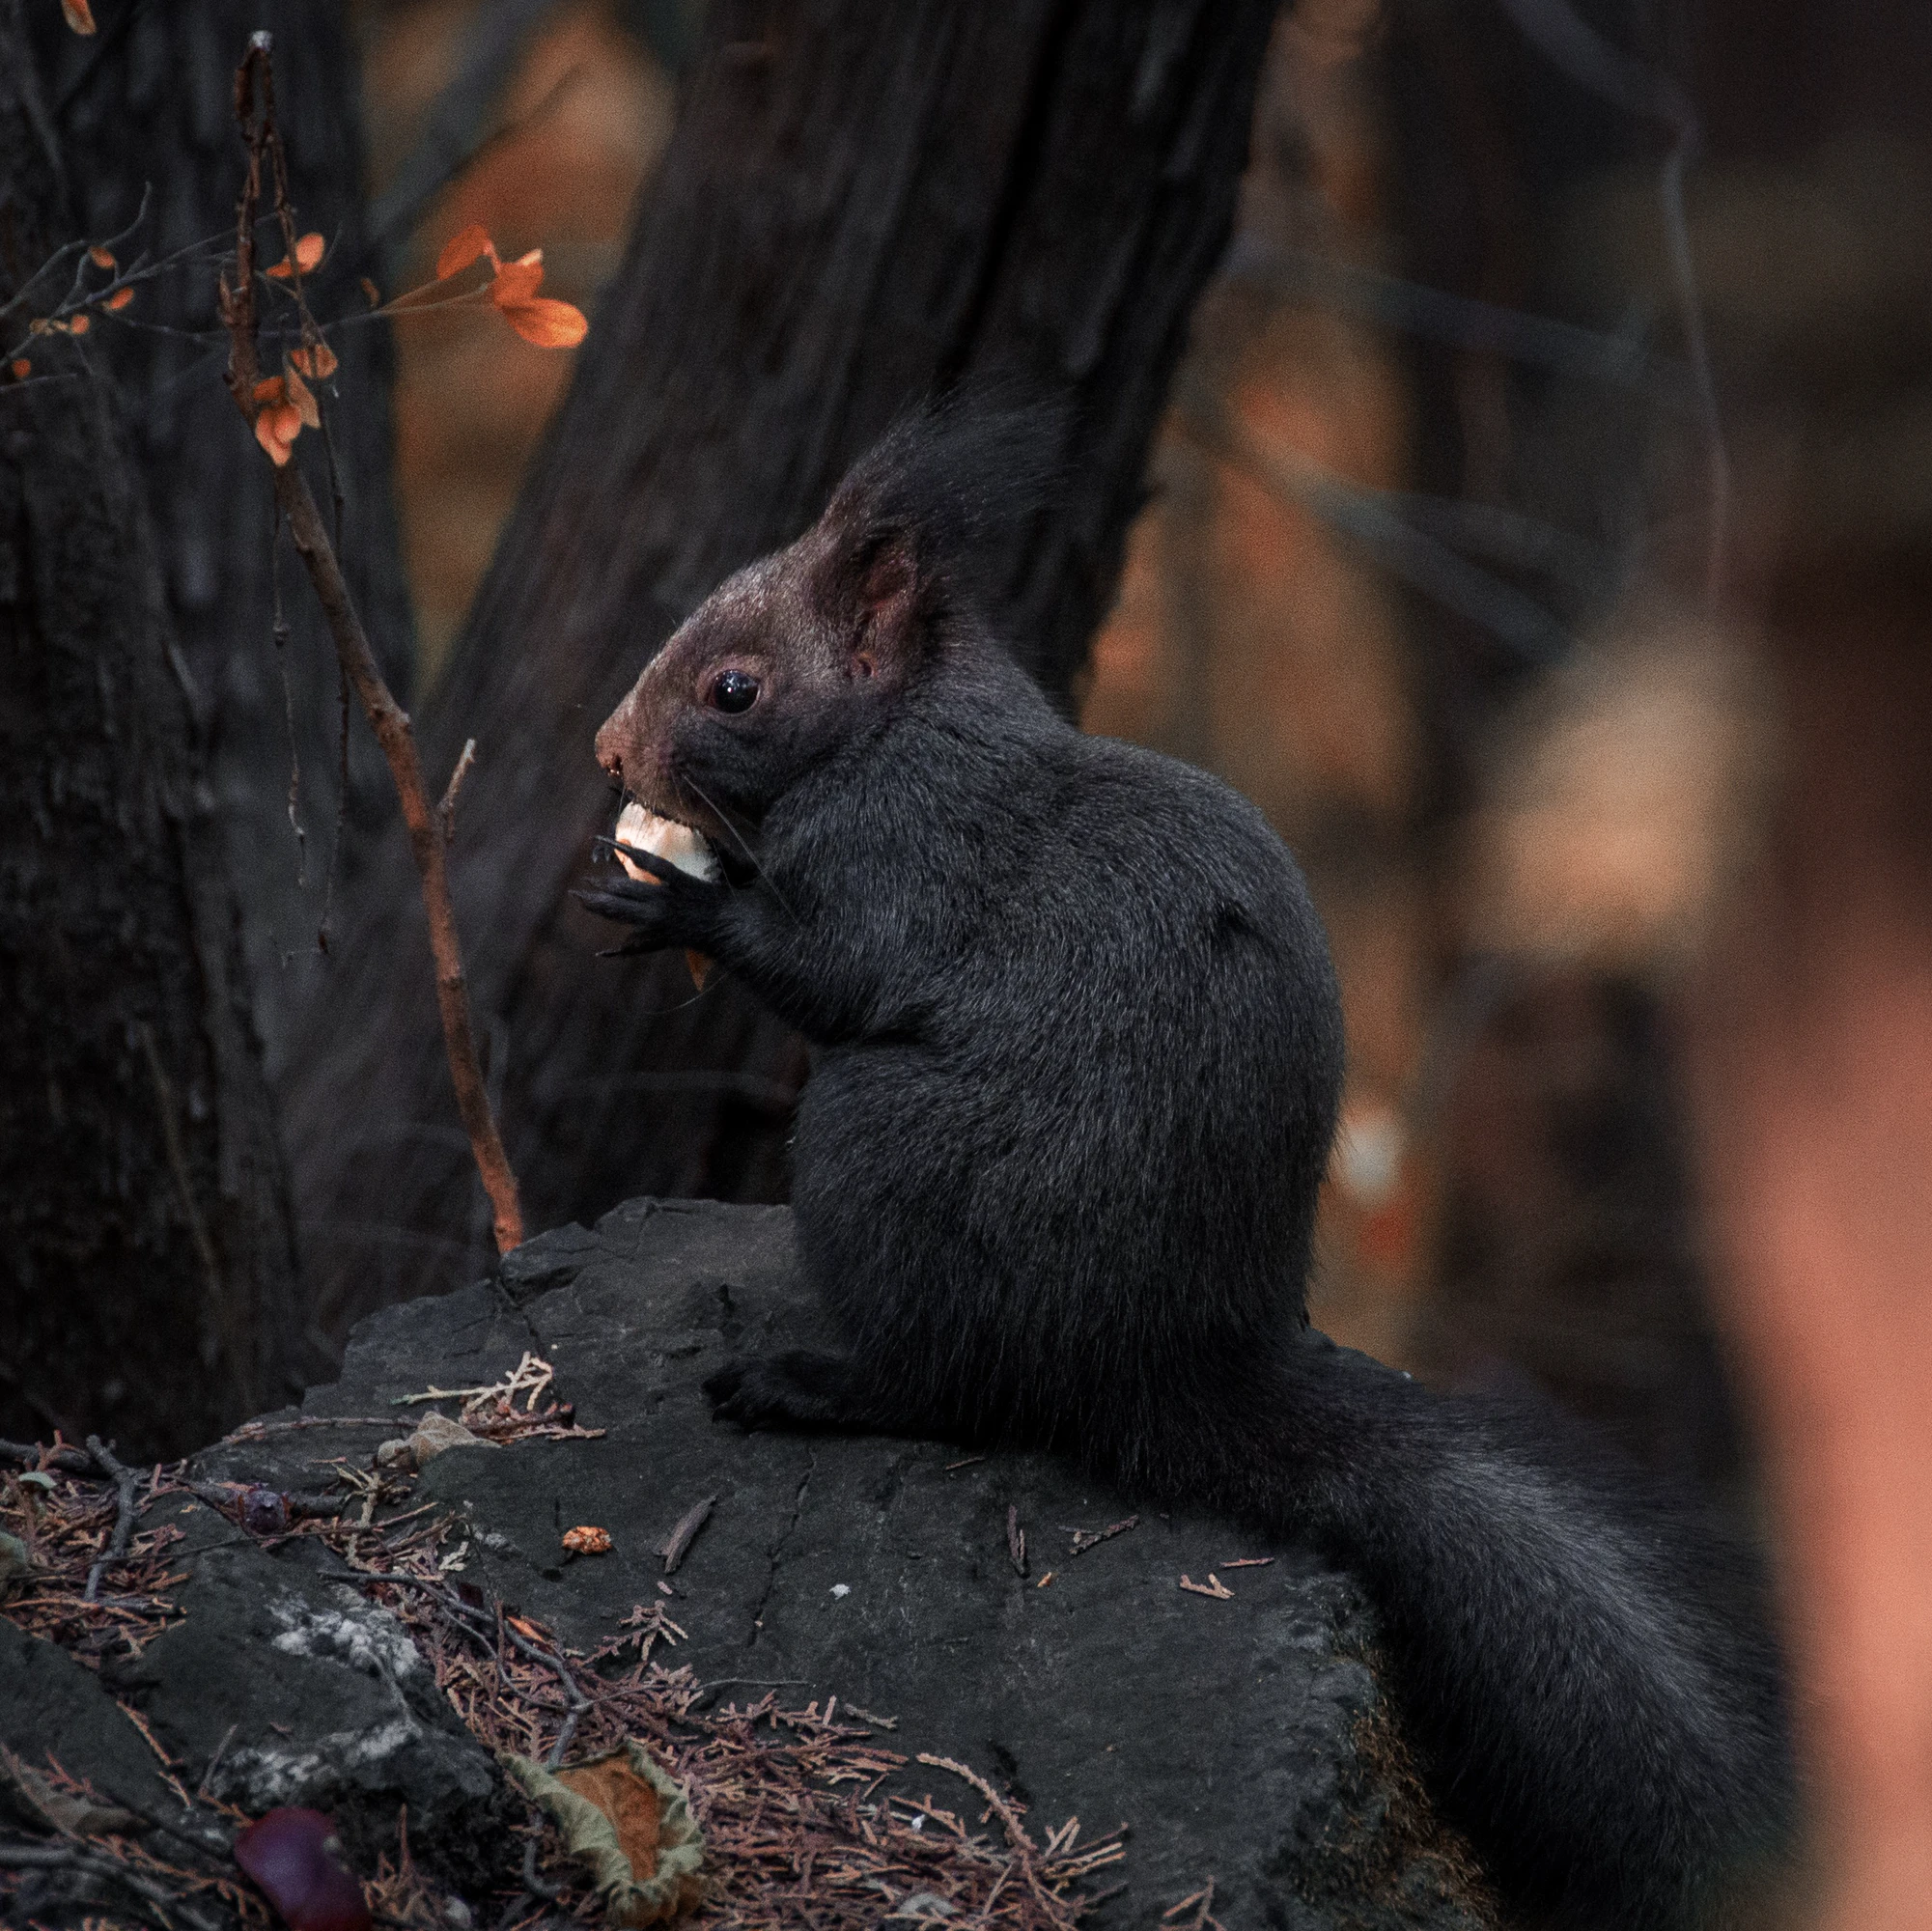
[27,2,417,1075]
[0,0,303,1460]
[283,0,1281,1336]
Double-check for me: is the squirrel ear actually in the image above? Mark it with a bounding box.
[852,537,918,675]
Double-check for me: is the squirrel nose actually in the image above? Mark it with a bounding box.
[593,718,625,787]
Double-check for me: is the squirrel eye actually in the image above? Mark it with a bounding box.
[709,668,760,714]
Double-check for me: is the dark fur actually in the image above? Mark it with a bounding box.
[584,404,1795,1928]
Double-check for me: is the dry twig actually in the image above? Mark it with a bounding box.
[81,1436,142,1604]
[658,1496,715,1575]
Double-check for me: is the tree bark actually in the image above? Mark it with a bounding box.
[27,2,417,1074]
[0,0,304,1460]
[282,0,1281,1335]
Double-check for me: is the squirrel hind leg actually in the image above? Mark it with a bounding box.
[705,1348,926,1438]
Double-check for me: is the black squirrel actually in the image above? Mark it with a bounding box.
[581,400,1794,1928]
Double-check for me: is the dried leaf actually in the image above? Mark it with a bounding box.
[8,359,28,380]
[68,315,90,337]
[435,222,494,280]
[88,244,115,269]
[500,295,589,349]
[103,287,133,312]
[405,1413,493,1467]
[490,259,545,308]
[253,376,287,406]
[290,340,339,379]
[504,1744,705,1926]
[62,0,96,33]
[359,276,381,308]
[563,1525,613,1556]
[284,366,322,430]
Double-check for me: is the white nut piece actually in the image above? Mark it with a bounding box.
[613,801,719,883]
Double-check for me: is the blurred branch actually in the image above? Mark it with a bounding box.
[1377,491,1620,602]
[367,0,564,250]
[1173,373,1572,663]
[1220,232,1677,396]
[221,34,524,1256]
[1490,0,1728,603]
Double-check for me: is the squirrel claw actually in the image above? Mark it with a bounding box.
[703,1360,765,1430]
[575,865,721,960]
[593,833,686,884]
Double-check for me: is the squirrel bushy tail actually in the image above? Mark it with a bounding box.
[1183,1336,1795,1929]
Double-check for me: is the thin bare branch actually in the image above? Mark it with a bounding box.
[218,36,522,1254]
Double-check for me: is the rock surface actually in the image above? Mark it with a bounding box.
[7,1199,1496,1929]
[102,1532,513,1883]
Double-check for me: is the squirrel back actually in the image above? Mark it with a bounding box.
[584,398,1795,1927]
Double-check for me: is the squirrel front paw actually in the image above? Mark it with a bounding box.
[576,838,725,957]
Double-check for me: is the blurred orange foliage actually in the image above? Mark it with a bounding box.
[367,0,674,678]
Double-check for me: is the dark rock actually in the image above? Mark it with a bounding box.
[7,1199,1496,1929]
[0,1618,181,1821]
[101,1535,514,1887]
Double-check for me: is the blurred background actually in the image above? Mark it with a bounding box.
[360,0,1728,1466]
[351,0,1826,1487]
[6,1,1931,1920]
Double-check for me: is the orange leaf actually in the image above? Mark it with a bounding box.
[490,259,545,308]
[284,367,321,430]
[88,244,115,269]
[253,377,287,406]
[255,410,294,465]
[499,295,588,349]
[62,0,96,32]
[9,359,29,380]
[266,232,325,280]
[68,315,90,336]
[360,276,381,308]
[512,247,543,268]
[103,287,133,312]
[435,222,493,280]
[290,341,339,379]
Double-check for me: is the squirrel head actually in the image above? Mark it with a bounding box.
[594,390,1065,842]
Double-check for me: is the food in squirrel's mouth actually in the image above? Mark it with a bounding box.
[613,800,720,883]
[611,800,718,991]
